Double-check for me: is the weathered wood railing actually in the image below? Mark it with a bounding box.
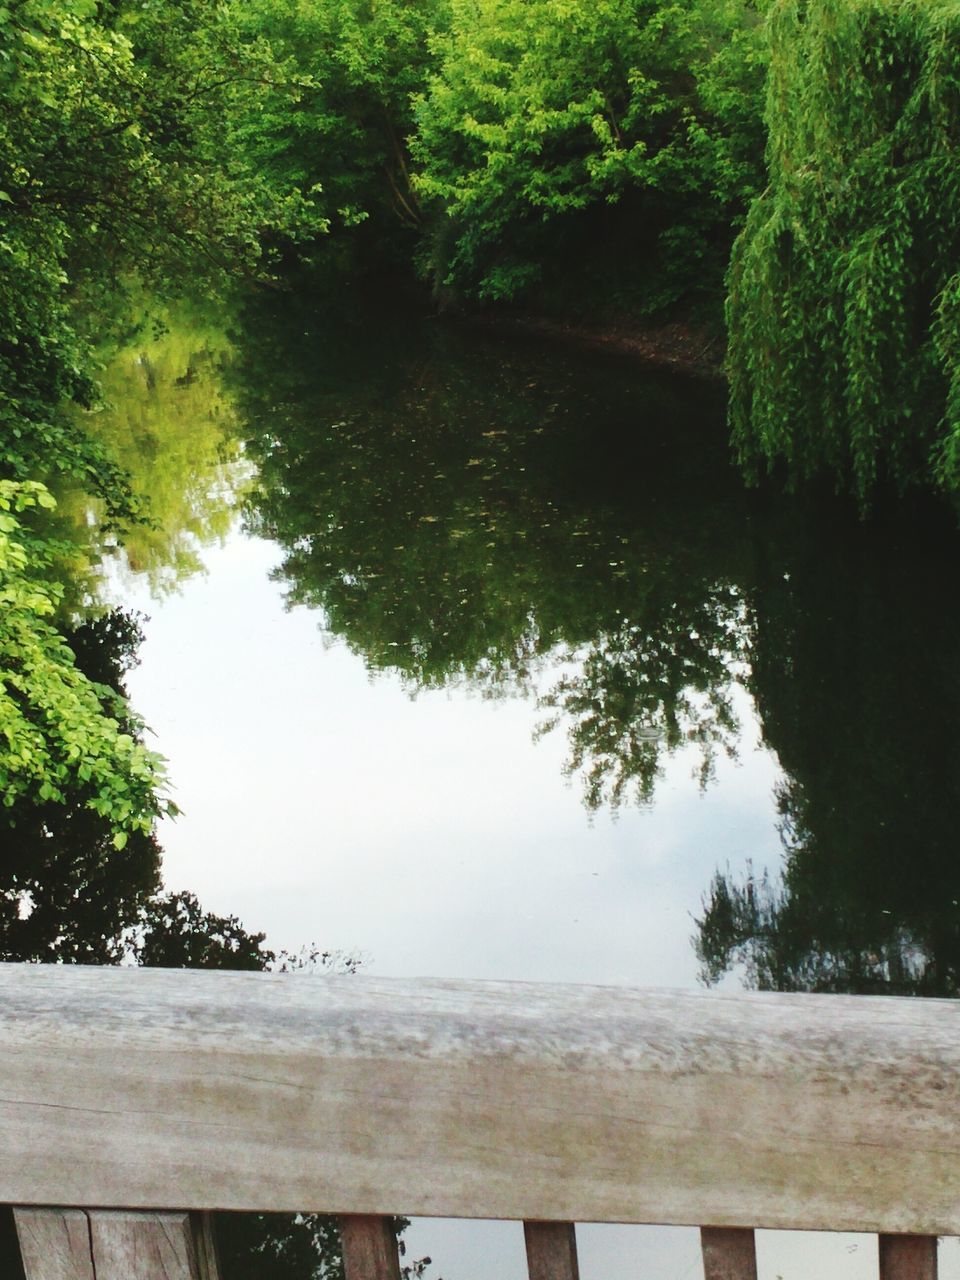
[1,965,957,1279]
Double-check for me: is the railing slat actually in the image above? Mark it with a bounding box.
[88,1211,203,1280]
[191,1212,222,1280]
[341,1215,402,1280]
[700,1226,758,1280]
[15,1208,95,1280]
[15,1210,215,1280]
[879,1235,938,1280]
[523,1221,580,1280]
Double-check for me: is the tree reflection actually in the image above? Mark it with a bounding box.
[238,286,750,810]
[537,591,744,809]
[57,300,249,596]
[235,289,960,990]
[696,508,960,996]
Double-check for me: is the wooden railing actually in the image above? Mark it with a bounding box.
[1,964,957,1279]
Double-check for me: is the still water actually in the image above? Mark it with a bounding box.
[63,285,960,1276]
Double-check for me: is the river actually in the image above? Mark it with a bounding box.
[38,281,960,1278]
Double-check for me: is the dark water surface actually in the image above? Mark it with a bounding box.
[226,286,960,1003]
[14,284,960,1278]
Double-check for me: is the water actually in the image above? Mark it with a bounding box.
[25,284,960,1277]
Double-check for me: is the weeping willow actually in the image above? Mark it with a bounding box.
[726,0,960,504]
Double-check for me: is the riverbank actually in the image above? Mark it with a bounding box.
[457,312,726,381]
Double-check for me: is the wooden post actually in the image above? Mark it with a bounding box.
[14,1209,221,1280]
[14,1209,94,1280]
[341,1215,402,1280]
[700,1227,758,1280]
[879,1235,938,1280]
[191,1212,222,1280]
[88,1212,199,1280]
[523,1221,580,1280]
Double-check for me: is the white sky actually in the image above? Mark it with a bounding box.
[123,532,783,990]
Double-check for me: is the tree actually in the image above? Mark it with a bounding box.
[0,0,318,510]
[226,0,451,276]
[132,891,274,972]
[727,0,960,504]
[0,482,171,841]
[412,0,766,317]
[0,607,163,963]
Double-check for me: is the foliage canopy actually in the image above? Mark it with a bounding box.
[727,0,960,503]
[0,0,321,509]
[412,0,766,312]
[0,482,171,838]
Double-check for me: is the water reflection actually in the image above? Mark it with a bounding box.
[62,301,249,596]
[7,282,960,1274]
[697,509,960,995]
[235,285,960,996]
[238,290,749,809]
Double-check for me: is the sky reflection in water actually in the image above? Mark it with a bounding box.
[96,290,960,1280]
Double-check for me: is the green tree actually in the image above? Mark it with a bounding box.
[412,0,766,317]
[0,0,316,505]
[0,482,171,840]
[727,0,960,504]
[0,609,162,963]
[231,0,451,273]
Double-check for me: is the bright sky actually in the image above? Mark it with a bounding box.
[122,532,783,989]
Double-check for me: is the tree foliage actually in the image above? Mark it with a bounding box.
[412,0,766,312]
[0,0,318,500]
[727,0,960,503]
[0,482,171,838]
[0,609,163,963]
[232,0,450,265]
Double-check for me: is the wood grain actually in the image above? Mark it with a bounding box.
[523,1221,579,1280]
[700,1227,758,1280]
[14,1208,94,1280]
[191,1212,222,1280]
[1,966,959,1232]
[14,1209,218,1280]
[340,1215,401,1280]
[88,1212,198,1280]
[879,1235,938,1280]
